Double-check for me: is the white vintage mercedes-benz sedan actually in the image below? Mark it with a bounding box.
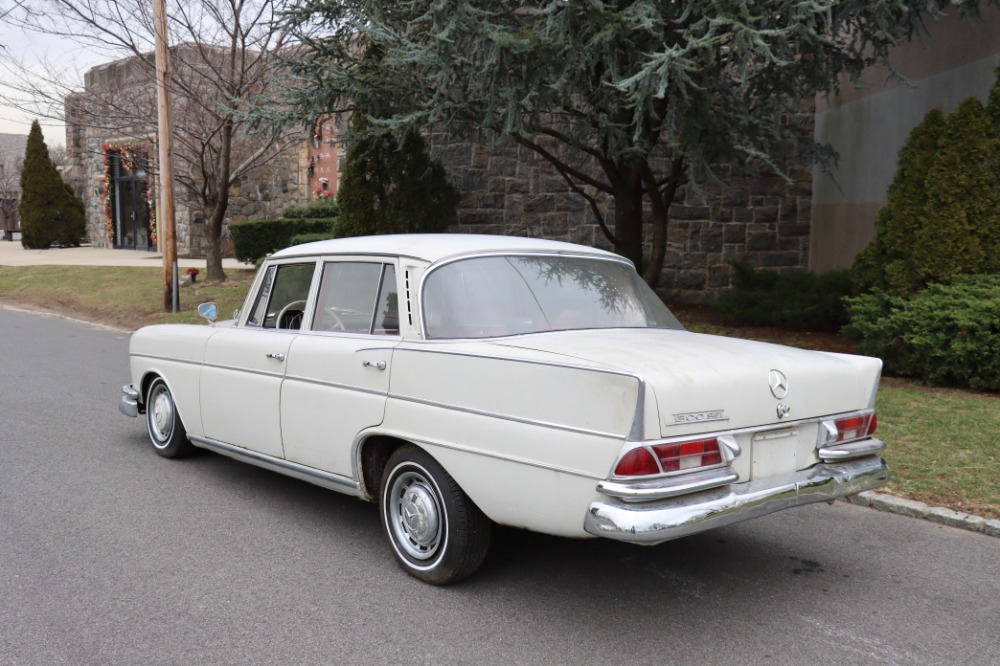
[120,234,888,584]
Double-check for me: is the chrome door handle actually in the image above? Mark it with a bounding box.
[266,352,286,361]
[362,360,387,371]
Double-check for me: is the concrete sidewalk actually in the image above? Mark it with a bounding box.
[0,237,246,269]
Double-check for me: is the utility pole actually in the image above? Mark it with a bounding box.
[152,0,178,312]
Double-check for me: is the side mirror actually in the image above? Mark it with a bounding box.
[197,302,218,323]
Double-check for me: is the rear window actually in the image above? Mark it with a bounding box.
[422,255,683,339]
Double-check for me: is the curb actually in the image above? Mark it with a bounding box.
[845,491,1000,538]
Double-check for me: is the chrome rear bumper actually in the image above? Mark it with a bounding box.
[584,455,889,544]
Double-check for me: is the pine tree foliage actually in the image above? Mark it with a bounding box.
[336,114,458,238]
[276,0,996,284]
[851,109,946,294]
[18,120,85,249]
[984,64,1000,272]
[917,97,993,281]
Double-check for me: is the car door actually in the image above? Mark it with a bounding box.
[280,260,400,477]
[200,261,318,458]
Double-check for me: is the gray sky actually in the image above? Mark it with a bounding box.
[0,20,101,146]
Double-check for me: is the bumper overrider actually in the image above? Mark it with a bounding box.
[584,453,889,544]
[119,384,139,418]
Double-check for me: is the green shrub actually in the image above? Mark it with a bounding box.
[229,218,333,264]
[843,274,1000,391]
[288,232,336,246]
[282,199,339,220]
[712,263,853,330]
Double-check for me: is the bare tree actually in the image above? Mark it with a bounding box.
[1,0,304,280]
[0,138,25,237]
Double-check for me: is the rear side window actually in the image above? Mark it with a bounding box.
[312,262,399,335]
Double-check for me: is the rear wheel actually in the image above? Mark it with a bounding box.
[379,445,492,584]
[145,377,195,459]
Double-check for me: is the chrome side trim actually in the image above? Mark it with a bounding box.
[130,353,203,368]
[387,393,623,439]
[189,436,364,497]
[818,437,886,462]
[395,344,641,379]
[596,466,740,503]
[287,374,388,398]
[357,429,605,482]
[585,456,889,544]
[119,384,139,418]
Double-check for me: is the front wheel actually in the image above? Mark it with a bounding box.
[145,377,195,459]
[379,446,492,584]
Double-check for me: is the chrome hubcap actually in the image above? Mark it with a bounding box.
[388,469,443,561]
[149,386,173,446]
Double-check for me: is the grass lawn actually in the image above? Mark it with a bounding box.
[2,267,997,519]
[0,265,256,329]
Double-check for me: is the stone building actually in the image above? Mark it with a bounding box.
[0,133,26,240]
[64,47,314,257]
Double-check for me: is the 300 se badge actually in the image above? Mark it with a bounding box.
[120,235,888,584]
[672,410,726,425]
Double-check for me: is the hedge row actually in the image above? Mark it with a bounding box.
[712,263,852,330]
[230,218,334,264]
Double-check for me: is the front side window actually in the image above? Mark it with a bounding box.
[422,255,683,339]
[245,262,315,329]
[312,262,399,335]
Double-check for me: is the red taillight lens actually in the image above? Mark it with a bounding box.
[614,438,723,477]
[614,447,660,476]
[831,412,877,443]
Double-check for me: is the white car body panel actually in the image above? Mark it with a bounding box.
[282,333,396,476]
[201,327,297,458]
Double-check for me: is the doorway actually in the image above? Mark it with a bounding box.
[110,153,154,251]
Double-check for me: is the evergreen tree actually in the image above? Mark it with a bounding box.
[18,120,85,249]
[916,97,993,285]
[983,64,1000,273]
[851,109,946,294]
[336,114,458,238]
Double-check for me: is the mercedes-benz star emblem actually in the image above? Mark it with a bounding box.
[768,369,789,400]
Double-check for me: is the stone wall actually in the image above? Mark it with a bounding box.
[431,138,813,304]
[65,53,310,258]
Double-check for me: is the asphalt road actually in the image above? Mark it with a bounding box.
[2,306,999,666]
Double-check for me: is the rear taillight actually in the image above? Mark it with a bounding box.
[614,438,724,478]
[829,412,877,444]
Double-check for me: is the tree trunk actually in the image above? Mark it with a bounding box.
[204,119,233,282]
[611,166,645,270]
[205,202,227,282]
[642,155,685,286]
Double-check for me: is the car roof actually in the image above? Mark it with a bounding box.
[268,233,623,264]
